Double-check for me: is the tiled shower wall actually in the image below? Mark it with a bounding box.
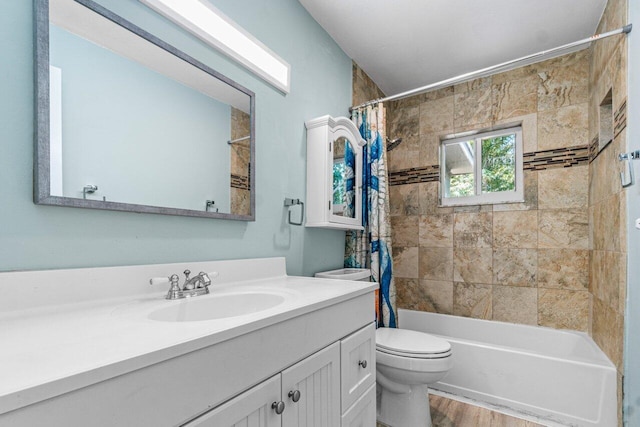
[385,50,591,330]
[588,0,628,421]
[351,1,628,422]
[230,107,251,215]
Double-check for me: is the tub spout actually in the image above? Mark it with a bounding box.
[376,369,411,394]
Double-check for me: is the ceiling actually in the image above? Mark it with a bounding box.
[299,0,608,98]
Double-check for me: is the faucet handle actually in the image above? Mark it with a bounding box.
[183,269,191,280]
[150,276,169,286]
[150,274,181,300]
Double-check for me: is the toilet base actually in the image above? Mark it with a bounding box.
[377,383,432,427]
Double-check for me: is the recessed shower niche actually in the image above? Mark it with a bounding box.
[599,89,614,150]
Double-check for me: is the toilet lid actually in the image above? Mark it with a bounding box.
[376,328,451,357]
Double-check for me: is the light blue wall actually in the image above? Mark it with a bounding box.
[624,1,640,424]
[0,0,352,275]
[50,25,231,211]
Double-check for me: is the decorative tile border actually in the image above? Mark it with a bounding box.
[614,99,627,139]
[389,146,590,186]
[589,136,599,162]
[523,145,590,171]
[388,165,439,186]
[231,174,250,190]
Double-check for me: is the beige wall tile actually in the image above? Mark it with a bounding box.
[493,211,538,248]
[230,188,250,216]
[390,184,420,217]
[454,77,492,94]
[352,61,385,107]
[419,96,454,135]
[494,113,538,153]
[453,212,493,248]
[392,246,419,279]
[493,249,537,287]
[454,87,493,129]
[453,282,492,319]
[396,278,453,314]
[391,216,419,246]
[592,297,624,370]
[538,249,589,290]
[590,250,622,310]
[493,286,538,325]
[492,63,539,85]
[453,248,493,284]
[419,214,453,247]
[538,289,590,331]
[537,103,588,150]
[537,51,589,111]
[419,247,453,281]
[387,146,421,171]
[538,166,589,209]
[493,170,538,211]
[419,132,446,167]
[388,105,419,139]
[492,75,538,121]
[538,209,589,249]
[418,182,453,215]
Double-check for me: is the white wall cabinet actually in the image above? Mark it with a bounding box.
[305,115,366,230]
[183,326,374,427]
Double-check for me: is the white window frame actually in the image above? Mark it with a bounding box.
[440,126,523,207]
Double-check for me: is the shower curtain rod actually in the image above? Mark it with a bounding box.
[351,24,632,111]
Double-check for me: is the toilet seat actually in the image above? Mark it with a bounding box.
[376,328,452,359]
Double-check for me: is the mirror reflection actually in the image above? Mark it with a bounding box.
[36,0,255,219]
[332,137,356,219]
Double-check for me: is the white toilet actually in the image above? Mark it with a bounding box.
[376,327,453,427]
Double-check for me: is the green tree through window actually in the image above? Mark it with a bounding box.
[481,134,515,193]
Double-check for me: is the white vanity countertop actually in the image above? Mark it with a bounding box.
[0,258,376,415]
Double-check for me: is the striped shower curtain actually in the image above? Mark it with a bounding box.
[345,103,397,328]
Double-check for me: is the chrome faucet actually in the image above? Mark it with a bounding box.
[150,269,215,300]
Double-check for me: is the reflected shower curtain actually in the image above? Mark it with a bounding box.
[345,103,397,328]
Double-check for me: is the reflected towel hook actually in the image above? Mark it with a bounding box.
[284,198,304,226]
[619,150,640,188]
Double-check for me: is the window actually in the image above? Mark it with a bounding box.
[440,126,523,206]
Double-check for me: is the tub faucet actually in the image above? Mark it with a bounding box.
[150,269,215,300]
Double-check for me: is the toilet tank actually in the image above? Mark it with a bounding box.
[315,268,372,282]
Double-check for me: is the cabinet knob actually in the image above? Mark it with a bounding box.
[271,401,285,415]
[358,360,368,369]
[288,389,301,402]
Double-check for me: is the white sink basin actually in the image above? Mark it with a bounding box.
[148,292,286,322]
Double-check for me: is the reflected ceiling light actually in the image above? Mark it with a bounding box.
[139,0,290,93]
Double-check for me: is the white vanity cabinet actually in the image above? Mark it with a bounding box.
[184,325,375,427]
[0,258,377,427]
[1,280,376,427]
[186,343,341,427]
[305,115,366,230]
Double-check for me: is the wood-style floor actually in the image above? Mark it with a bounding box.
[377,394,546,427]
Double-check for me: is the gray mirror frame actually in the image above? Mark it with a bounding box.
[34,0,256,220]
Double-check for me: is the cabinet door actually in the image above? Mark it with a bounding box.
[281,342,341,427]
[341,323,376,411]
[183,375,281,427]
[341,384,376,427]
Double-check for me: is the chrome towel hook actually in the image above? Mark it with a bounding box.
[619,150,640,188]
[284,198,304,226]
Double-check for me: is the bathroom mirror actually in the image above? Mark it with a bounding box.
[332,136,356,219]
[34,0,255,220]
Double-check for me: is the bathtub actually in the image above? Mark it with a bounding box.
[399,309,617,427]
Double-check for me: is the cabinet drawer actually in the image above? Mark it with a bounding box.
[341,383,376,427]
[340,323,376,411]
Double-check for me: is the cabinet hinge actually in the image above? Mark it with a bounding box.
[329,142,332,152]
[328,200,331,210]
